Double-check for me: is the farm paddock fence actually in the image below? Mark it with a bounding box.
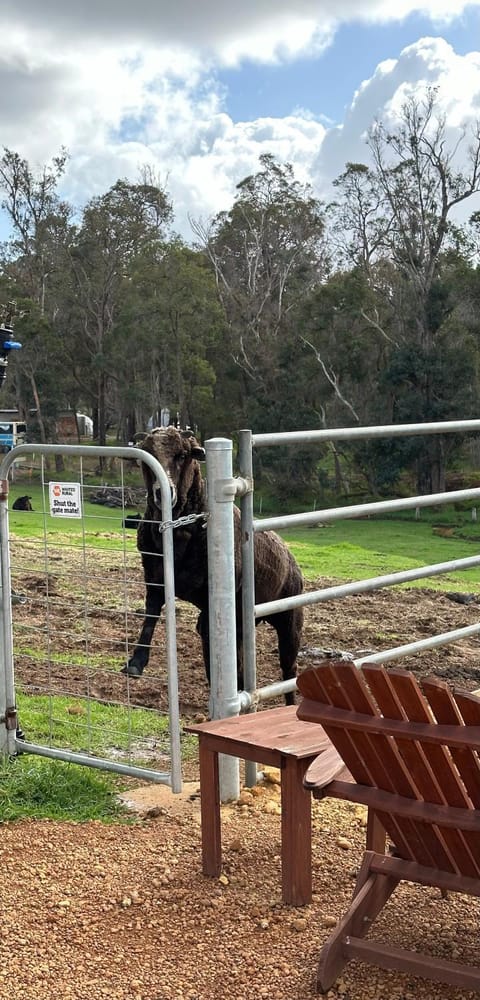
[0,443,183,792]
[201,420,480,798]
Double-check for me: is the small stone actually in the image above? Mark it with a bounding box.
[264,800,281,815]
[218,874,229,886]
[292,918,308,932]
[238,791,254,806]
[337,836,352,850]
[263,767,281,785]
[324,915,337,928]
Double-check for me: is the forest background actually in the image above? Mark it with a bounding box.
[2,88,480,504]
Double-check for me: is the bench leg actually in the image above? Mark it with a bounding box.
[198,741,222,877]
[281,757,312,906]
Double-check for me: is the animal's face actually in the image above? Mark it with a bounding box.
[138,427,205,509]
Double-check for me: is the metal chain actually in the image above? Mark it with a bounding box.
[157,511,209,534]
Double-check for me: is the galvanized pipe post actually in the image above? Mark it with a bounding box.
[0,475,16,756]
[205,437,241,801]
[238,429,258,787]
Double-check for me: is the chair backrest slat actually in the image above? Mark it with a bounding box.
[362,665,471,873]
[297,661,480,877]
[422,679,480,807]
[387,670,480,878]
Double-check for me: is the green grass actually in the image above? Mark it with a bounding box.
[1,692,198,823]
[6,495,480,822]
[16,689,172,760]
[8,483,141,548]
[282,511,480,592]
[0,756,127,822]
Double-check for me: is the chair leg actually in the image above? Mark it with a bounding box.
[366,810,386,854]
[281,756,312,906]
[317,852,399,993]
[198,741,222,877]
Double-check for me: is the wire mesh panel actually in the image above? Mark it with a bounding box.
[1,444,184,787]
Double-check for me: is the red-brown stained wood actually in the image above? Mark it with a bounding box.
[296,660,480,994]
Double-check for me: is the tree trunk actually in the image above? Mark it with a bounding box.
[416,437,446,496]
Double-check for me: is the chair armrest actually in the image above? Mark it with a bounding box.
[304,745,352,792]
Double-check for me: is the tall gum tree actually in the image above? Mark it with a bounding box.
[0,148,74,455]
[328,90,480,493]
[193,153,327,429]
[64,178,172,452]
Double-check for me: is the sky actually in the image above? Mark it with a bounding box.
[0,1,480,241]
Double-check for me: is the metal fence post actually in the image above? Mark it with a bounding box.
[205,437,240,802]
[0,476,16,756]
[238,429,258,787]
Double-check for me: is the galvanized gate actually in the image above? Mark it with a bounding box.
[236,419,480,712]
[0,443,183,791]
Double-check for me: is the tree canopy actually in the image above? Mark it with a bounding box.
[1,89,480,499]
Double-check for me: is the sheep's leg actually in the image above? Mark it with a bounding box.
[123,579,165,677]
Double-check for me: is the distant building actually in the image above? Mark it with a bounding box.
[0,411,27,451]
[0,408,94,445]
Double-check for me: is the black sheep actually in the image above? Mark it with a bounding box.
[122,513,143,529]
[12,495,33,511]
[122,426,303,704]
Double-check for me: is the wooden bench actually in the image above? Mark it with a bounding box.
[186,705,365,906]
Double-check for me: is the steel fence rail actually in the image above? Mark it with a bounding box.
[251,418,480,448]
[255,553,480,618]
[236,418,480,716]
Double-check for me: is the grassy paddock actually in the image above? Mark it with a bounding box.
[282,512,480,592]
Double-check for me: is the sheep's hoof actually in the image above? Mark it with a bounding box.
[121,662,144,678]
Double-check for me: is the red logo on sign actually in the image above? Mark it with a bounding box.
[53,485,61,497]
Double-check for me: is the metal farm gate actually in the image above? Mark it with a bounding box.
[0,443,183,791]
[204,419,480,798]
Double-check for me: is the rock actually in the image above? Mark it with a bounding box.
[292,918,308,932]
[263,767,281,785]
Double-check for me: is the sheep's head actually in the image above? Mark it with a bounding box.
[138,426,205,512]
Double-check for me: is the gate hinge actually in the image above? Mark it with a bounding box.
[0,479,8,501]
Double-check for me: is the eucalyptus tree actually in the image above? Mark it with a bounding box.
[63,178,172,448]
[111,240,226,441]
[193,153,327,430]
[325,90,480,493]
[0,148,76,448]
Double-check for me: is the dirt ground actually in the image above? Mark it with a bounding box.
[5,568,480,1000]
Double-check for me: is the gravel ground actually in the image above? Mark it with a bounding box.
[1,773,479,1000]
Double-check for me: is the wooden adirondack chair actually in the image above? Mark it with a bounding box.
[296,659,480,994]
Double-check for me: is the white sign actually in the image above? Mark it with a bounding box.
[48,482,82,518]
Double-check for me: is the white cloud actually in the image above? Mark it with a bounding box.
[0,5,479,238]
[316,36,480,209]
[1,2,479,65]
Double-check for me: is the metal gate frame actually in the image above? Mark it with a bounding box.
[0,443,183,792]
[235,418,480,712]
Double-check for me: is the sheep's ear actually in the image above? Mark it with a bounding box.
[192,445,206,461]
